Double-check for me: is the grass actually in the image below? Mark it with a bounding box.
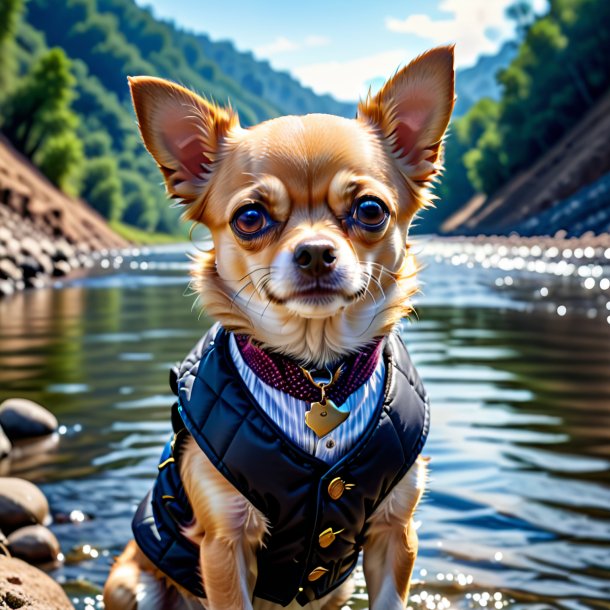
[110,221,188,245]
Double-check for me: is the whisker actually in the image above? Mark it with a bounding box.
[229,280,253,311]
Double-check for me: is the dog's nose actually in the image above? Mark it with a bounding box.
[294,240,337,276]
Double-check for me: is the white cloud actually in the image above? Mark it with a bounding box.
[304,35,331,48]
[293,49,409,102]
[386,0,547,67]
[254,36,299,56]
[255,34,331,58]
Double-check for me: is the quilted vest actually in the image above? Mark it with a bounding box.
[132,325,429,607]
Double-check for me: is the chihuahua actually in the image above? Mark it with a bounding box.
[104,46,455,610]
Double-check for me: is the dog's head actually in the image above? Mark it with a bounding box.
[129,46,454,365]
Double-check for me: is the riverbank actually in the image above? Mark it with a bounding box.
[0,203,100,298]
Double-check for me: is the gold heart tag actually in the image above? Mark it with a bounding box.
[305,398,349,438]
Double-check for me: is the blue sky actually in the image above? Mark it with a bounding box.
[135,0,547,101]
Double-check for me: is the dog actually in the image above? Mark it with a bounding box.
[103,46,455,610]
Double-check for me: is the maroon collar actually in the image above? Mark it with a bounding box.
[234,334,383,406]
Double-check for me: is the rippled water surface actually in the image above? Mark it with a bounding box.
[0,241,609,610]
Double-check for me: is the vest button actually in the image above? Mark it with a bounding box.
[307,567,329,581]
[328,477,347,500]
[318,527,344,548]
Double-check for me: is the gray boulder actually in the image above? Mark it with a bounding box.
[0,399,58,440]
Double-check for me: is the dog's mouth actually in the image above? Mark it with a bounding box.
[265,281,366,306]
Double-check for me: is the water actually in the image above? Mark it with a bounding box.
[0,241,609,610]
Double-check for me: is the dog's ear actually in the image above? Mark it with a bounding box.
[128,76,239,204]
[357,46,455,183]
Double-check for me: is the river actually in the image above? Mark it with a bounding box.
[0,239,609,610]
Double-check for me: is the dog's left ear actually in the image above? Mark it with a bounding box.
[358,45,455,183]
[128,76,240,204]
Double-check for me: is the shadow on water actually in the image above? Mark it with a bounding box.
[0,244,609,609]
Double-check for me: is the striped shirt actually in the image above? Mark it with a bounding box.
[229,333,385,464]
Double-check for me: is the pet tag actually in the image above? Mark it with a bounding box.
[302,365,349,438]
[305,397,349,438]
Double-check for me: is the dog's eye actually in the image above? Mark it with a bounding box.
[353,197,389,230]
[231,204,270,238]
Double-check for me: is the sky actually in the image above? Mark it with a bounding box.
[134,0,548,102]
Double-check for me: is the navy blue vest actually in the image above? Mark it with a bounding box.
[133,325,429,607]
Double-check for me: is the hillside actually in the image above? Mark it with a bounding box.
[442,89,610,236]
[0,134,127,297]
[420,0,610,237]
[1,0,356,239]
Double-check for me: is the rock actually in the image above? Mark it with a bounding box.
[52,242,73,263]
[0,399,58,440]
[19,257,41,281]
[0,282,14,299]
[0,479,49,534]
[19,238,42,260]
[51,261,71,277]
[25,276,45,290]
[36,254,53,276]
[0,260,21,282]
[38,240,56,258]
[7,436,59,474]
[0,556,74,609]
[7,525,60,565]
[0,429,10,459]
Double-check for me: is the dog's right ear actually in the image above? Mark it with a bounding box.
[128,76,239,204]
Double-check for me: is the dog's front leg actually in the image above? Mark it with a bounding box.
[362,458,427,610]
[198,529,256,610]
[180,437,268,610]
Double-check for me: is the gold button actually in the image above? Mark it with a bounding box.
[318,527,344,548]
[307,567,329,582]
[328,477,345,500]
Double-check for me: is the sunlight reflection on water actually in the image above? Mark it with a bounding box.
[0,240,609,609]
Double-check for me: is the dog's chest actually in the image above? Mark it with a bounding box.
[228,334,385,464]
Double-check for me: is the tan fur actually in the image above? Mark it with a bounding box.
[106,46,454,609]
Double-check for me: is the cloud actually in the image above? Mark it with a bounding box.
[255,34,331,58]
[293,49,408,102]
[386,0,548,67]
[255,36,299,56]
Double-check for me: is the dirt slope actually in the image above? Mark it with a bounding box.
[442,89,610,235]
[0,135,127,249]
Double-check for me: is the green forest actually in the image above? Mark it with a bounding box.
[0,0,608,236]
[0,0,354,236]
[420,0,610,233]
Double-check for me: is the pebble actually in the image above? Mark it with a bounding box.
[0,398,58,440]
[7,525,61,565]
[0,259,21,281]
[0,556,74,609]
[0,428,10,460]
[52,260,71,277]
[0,478,50,534]
[0,281,14,298]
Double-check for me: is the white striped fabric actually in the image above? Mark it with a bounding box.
[229,334,385,464]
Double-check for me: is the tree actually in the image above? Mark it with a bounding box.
[0,0,24,98]
[80,156,123,220]
[1,48,79,155]
[36,133,83,194]
[1,47,85,191]
[119,170,160,231]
